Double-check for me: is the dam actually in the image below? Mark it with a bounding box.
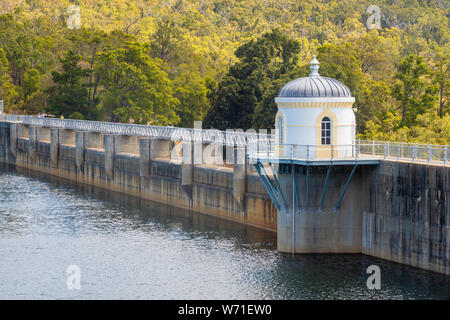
[0,115,449,276]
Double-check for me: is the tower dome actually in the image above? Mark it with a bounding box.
[277,56,352,98]
[274,56,356,159]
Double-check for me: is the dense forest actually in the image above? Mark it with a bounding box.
[0,0,448,144]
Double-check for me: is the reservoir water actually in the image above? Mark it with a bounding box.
[0,166,448,299]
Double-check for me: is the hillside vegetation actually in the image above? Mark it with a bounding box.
[0,0,448,143]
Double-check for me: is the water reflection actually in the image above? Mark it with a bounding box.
[0,165,449,299]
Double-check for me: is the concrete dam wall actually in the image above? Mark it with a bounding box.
[0,120,448,275]
[363,161,450,275]
[0,121,277,231]
[275,162,449,275]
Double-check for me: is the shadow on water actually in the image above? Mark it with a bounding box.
[0,164,449,299]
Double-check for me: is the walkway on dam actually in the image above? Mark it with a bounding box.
[1,114,448,167]
[249,152,449,167]
[248,140,449,167]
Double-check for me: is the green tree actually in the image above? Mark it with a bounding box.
[23,69,41,100]
[0,48,8,82]
[431,51,449,118]
[173,70,213,128]
[0,47,19,111]
[204,29,300,130]
[97,41,179,125]
[47,50,91,118]
[392,54,437,126]
[150,17,182,68]
[0,14,31,87]
[69,28,109,119]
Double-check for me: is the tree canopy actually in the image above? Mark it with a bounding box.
[204,29,300,130]
[0,0,448,143]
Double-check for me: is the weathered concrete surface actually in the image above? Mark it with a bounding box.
[363,161,450,275]
[277,164,374,254]
[274,160,449,275]
[0,121,14,164]
[0,121,277,232]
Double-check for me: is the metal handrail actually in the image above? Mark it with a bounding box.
[0,114,273,147]
[248,140,449,165]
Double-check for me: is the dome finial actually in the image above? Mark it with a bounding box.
[309,55,320,76]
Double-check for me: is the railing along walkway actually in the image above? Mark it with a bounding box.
[0,114,269,147]
[248,141,449,166]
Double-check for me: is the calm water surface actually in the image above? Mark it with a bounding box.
[0,166,448,299]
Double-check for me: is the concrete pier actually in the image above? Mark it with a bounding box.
[276,163,378,254]
[139,138,152,178]
[233,147,247,211]
[28,126,38,162]
[50,128,59,168]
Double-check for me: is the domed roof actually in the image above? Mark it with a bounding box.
[277,56,352,98]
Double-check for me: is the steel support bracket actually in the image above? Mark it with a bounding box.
[334,164,358,212]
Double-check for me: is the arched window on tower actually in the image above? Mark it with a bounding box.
[321,117,331,145]
[277,116,284,144]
